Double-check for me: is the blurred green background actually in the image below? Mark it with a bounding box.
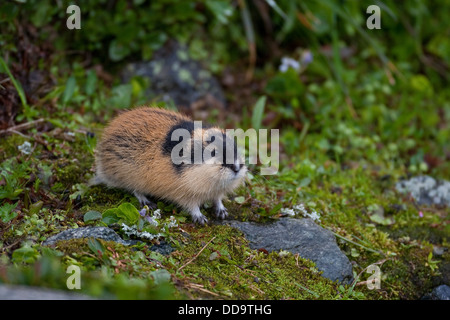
[1,0,449,176]
[0,0,449,300]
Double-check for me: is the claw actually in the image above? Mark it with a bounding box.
[190,207,208,225]
[215,207,228,220]
[214,199,228,220]
[134,191,157,209]
[192,214,209,225]
[141,199,157,210]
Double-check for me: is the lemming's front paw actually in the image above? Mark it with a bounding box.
[135,192,157,209]
[192,214,209,225]
[215,206,228,220]
[140,199,157,210]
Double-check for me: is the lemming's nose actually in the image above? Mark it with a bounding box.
[233,163,244,173]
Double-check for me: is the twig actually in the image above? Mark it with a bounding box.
[185,282,221,297]
[349,258,388,289]
[0,77,10,85]
[0,118,45,136]
[177,236,216,273]
[355,280,374,287]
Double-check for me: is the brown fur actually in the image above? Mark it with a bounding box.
[94,107,246,224]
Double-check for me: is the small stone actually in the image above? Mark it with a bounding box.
[43,227,175,255]
[395,176,450,207]
[423,285,450,300]
[42,227,137,246]
[120,40,226,110]
[224,218,353,284]
[433,245,445,256]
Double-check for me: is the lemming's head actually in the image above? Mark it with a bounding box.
[165,123,247,187]
[201,128,247,184]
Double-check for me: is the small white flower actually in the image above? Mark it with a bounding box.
[279,57,300,72]
[121,223,163,240]
[304,210,321,222]
[281,208,296,216]
[146,216,159,227]
[18,141,32,155]
[152,209,161,220]
[165,216,178,228]
[291,203,321,222]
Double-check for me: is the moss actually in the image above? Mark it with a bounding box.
[54,158,91,187]
[0,134,28,161]
[168,224,344,299]
[81,185,134,210]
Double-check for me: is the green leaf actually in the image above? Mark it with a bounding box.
[117,202,140,225]
[85,70,98,97]
[251,96,266,130]
[298,177,311,187]
[102,208,122,225]
[269,203,283,215]
[150,269,171,285]
[12,246,39,264]
[148,251,165,262]
[84,210,102,222]
[368,212,394,226]
[265,68,304,101]
[205,1,234,24]
[234,196,246,204]
[109,40,131,62]
[87,238,105,256]
[367,204,394,225]
[0,56,27,108]
[62,76,77,105]
[0,202,18,223]
[29,201,43,215]
[108,84,132,109]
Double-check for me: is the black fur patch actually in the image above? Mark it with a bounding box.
[163,120,222,173]
[221,134,239,171]
[162,121,195,173]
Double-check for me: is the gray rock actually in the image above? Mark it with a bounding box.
[225,218,353,284]
[42,227,137,246]
[0,284,93,300]
[121,40,226,110]
[42,227,175,255]
[395,176,450,206]
[433,245,446,256]
[423,285,450,300]
[149,240,175,256]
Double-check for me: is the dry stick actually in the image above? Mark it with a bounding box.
[186,283,221,297]
[0,118,45,136]
[350,258,388,289]
[177,236,216,273]
[0,77,10,85]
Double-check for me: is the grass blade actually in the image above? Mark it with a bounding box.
[0,56,28,108]
[251,96,267,130]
